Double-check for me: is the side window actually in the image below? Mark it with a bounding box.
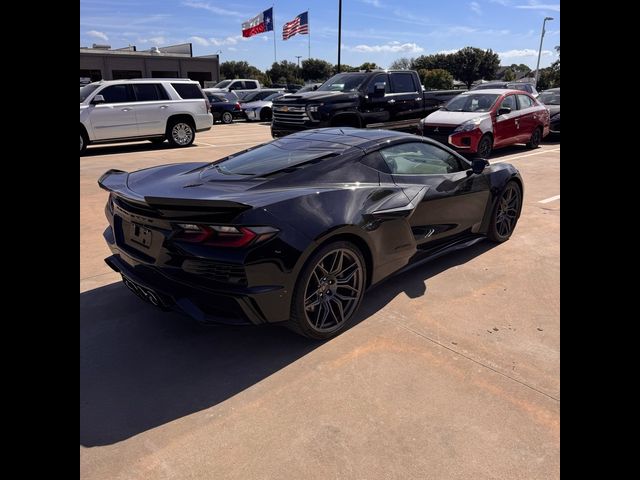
[517,94,533,109]
[390,73,418,93]
[379,142,463,175]
[156,84,170,100]
[171,83,204,99]
[245,81,258,89]
[500,95,517,110]
[99,85,133,103]
[368,73,389,93]
[132,84,160,102]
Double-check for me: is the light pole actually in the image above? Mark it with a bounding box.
[534,16,553,86]
[337,0,342,73]
[295,55,302,68]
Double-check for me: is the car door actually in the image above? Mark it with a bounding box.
[361,73,391,124]
[131,83,171,136]
[377,141,490,246]
[388,72,423,121]
[515,94,536,142]
[89,84,138,140]
[492,94,519,148]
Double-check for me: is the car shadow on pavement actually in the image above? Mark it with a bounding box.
[80,240,496,447]
[82,142,200,157]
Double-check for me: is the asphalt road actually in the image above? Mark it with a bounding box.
[80,122,560,480]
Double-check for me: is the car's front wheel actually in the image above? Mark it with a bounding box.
[167,119,195,147]
[221,112,233,124]
[80,131,87,155]
[289,241,366,340]
[487,181,522,242]
[477,134,493,158]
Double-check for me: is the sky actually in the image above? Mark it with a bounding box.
[80,0,560,71]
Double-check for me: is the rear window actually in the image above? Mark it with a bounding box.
[171,83,204,99]
[244,81,259,89]
[212,143,336,176]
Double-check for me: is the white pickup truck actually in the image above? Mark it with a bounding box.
[206,79,261,97]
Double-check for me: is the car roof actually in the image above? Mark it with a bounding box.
[88,78,199,86]
[541,87,560,92]
[460,89,518,95]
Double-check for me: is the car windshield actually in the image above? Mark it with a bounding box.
[213,143,335,176]
[214,80,232,88]
[317,74,367,92]
[538,91,560,105]
[443,93,500,112]
[80,84,100,102]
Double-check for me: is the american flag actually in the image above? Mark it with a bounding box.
[282,12,309,40]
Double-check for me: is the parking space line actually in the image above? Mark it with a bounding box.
[539,195,560,204]
[491,147,560,164]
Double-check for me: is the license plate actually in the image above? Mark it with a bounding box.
[130,223,152,248]
[122,275,163,307]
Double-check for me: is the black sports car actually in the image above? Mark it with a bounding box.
[99,128,523,339]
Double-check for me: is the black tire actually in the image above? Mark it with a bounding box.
[80,130,88,155]
[487,181,522,243]
[221,112,233,124]
[476,134,493,159]
[148,137,165,145]
[166,118,195,147]
[259,108,272,121]
[526,127,542,149]
[289,241,367,340]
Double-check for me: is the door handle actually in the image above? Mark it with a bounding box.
[388,99,396,104]
[159,105,169,109]
[415,97,422,101]
[121,108,131,112]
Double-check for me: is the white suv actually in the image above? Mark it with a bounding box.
[80,78,213,154]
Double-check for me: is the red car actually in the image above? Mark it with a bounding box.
[419,89,550,158]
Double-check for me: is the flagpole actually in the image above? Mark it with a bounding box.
[272,5,277,63]
[308,10,311,59]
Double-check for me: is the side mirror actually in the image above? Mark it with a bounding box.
[373,82,386,94]
[91,94,105,105]
[470,158,489,174]
[497,106,511,116]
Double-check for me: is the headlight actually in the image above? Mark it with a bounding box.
[454,118,482,133]
[307,103,323,113]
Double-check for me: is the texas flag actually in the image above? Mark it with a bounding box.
[242,7,273,38]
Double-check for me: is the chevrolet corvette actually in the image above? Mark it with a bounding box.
[99,128,523,339]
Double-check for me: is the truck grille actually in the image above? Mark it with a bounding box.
[182,259,247,285]
[272,105,310,124]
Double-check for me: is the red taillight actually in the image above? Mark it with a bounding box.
[174,224,277,248]
[234,102,241,110]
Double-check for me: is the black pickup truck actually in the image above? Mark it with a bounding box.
[271,70,463,138]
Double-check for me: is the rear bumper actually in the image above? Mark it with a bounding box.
[194,113,214,132]
[103,226,291,326]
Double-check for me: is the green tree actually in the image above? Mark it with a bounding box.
[509,63,531,77]
[301,58,333,81]
[550,45,560,86]
[220,61,263,80]
[503,68,516,81]
[418,69,454,90]
[413,53,451,71]
[478,49,500,81]
[389,57,413,70]
[266,60,303,84]
[333,64,357,74]
[358,62,379,70]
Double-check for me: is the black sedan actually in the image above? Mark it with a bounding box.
[205,91,244,124]
[99,128,523,339]
[537,88,560,134]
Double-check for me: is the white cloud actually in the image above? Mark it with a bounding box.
[208,35,248,46]
[515,2,560,12]
[362,0,382,7]
[182,1,244,17]
[190,35,210,46]
[87,30,109,42]
[227,47,238,52]
[438,48,461,55]
[350,42,424,53]
[469,2,482,15]
[137,36,167,45]
[498,48,554,58]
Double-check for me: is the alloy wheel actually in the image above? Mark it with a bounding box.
[495,184,521,238]
[303,248,364,332]
[171,123,193,145]
[478,136,492,158]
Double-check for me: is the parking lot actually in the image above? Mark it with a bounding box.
[80,122,559,479]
